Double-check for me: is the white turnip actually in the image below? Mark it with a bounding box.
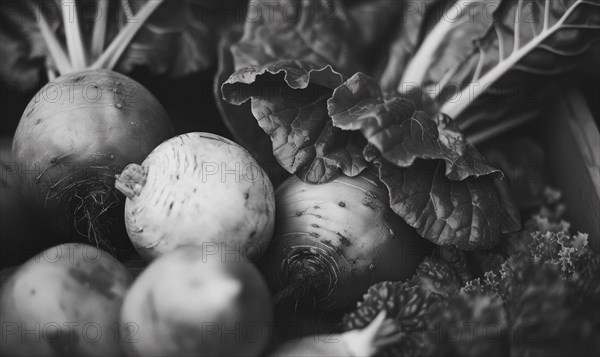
[13,69,173,254]
[10,1,172,256]
[0,243,132,357]
[115,133,275,260]
[120,246,273,357]
[264,170,427,311]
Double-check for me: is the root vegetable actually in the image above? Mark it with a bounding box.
[115,132,275,260]
[0,243,132,357]
[120,246,273,357]
[12,69,173,254]
[265,170,427,311]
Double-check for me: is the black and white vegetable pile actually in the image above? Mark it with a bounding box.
[0,0,599,356]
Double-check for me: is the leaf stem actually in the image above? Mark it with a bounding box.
[543,0,550,31]
[466,114,536,145]
[61,0,87,70]
[47,68,57,81]
[91,0,164,70]
[513,0,523,53]
[442,0,586,121]
[472,46,486,82]
[121,0,135,21]
[91,0,109,60]
[32,3,72,74]
[399,0,473,91]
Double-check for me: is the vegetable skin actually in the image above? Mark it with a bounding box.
[0,243,132,357]
[12,69,173,254]
[120,246,273,357]
[115,132,275,261]
[265,170,426,311]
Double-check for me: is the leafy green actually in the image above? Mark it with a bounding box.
[328,73,502,181]
[115,0,215,77]
[343,191,600,356]
[409,257,463,297]
[431,292,510,357]
[401,0,600,127]
[221,0,372,183]
[342,281,444,357]
[374,0,444,93]
[230,0,361,75]
[222,62,367,183]
[369,155,521,250]
[219,0,525,246]
[0,0,216,88]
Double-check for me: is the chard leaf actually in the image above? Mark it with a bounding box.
[221,0,369,183]
[222,61,367,183]
[115,0,215,77]
[369,154,521,250]
[402,0,600,123]
[230,0,361,75]
[376,0,444,93]
[328,73,501,181]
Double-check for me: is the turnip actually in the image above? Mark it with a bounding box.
[114,132,275,260]
[1,137,52,268]
[120,246,273,357]
[13,69,173,254]
[268,311,403,357]
[11,1,173,254]
[0,243,132,357]
[264,170,427,311]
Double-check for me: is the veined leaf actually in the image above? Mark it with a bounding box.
[368,152,521,250]
[222,62,367,184]
[230,0,361,75]
[328,73,502,181]
[221,0,369,183]
[401,0,600,125]
[401,0,503,96]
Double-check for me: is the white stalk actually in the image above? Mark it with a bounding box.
[61,0,87,70]
[442,0,590,122]
[91,0,164,70]
[399,0,476,90]
[47,68,57,81]
[466,114,535,145]
[91,0,110,59]
[32,3,72,74]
